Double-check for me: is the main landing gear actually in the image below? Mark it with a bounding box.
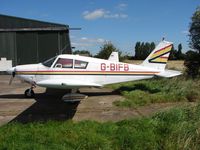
[62,89,87,102]
[24,85,35,98]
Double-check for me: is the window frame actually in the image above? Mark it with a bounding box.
[74,59,88,69]
[42,56,57,68]
[53,58,73,69]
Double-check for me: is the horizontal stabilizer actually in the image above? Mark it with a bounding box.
[156,69,182,78]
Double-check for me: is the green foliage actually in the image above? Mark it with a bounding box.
[184,50,200,78]
[189,6,200,53]
[177,44,185,59]
[72,50,92,56]
[1,105,200,149]
[185,7,200,78]
[169,44,185,60]
[109,77,200,107]
[95,42,122,60]
[134,42,185,60]
[134,41,155,60]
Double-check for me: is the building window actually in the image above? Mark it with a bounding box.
[54,58,73,68]
[74,60,88,69]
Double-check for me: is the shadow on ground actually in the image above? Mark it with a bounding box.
[0,88,117,124]
[11,96,80,123]
[0,89,79,124]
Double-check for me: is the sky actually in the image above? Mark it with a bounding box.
[0,0,199,55]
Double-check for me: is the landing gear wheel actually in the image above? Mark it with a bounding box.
[24,89,35,98]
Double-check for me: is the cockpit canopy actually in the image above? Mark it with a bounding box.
[42,56,57,67]
[42,56,88,69]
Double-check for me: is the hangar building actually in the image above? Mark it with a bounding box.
[0,14,72,66]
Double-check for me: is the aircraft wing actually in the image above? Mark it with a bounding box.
[36,79,102,89]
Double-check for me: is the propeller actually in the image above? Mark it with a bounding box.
[8,67,16,85]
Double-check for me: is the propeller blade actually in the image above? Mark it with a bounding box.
[12,70,16,77]
[9,76,13,85]
[8,67,16,85]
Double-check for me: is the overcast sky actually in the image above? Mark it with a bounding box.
[1,0,199,55]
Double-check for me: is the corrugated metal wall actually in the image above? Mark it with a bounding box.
[0,14,67,29]
[0,14,71,66]
[0,32,16,64]
[16,32,37,64]
[37,32,59,62]
[0,31,71,66]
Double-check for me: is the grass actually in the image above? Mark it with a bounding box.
[108,77,200,108]
[1,104,200,149]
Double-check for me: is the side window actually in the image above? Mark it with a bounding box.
[54,58,73,68]
[74,60,88,69]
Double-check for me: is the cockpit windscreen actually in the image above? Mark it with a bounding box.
[42,56,57,67]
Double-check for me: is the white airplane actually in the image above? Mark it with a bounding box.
[7,40,181,99]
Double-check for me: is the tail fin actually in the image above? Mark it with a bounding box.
[108,52,119,62]
[141,40,173,70]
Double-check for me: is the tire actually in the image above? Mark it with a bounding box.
[24,89,35,98]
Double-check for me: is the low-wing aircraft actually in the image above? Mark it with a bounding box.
[7,40,181,99]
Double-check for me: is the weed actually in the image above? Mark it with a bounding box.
[108,77,200,107]
[1,105,200,149]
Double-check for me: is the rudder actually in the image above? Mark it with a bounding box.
[141,40,173,70]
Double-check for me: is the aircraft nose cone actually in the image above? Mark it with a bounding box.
[6,67,15,75]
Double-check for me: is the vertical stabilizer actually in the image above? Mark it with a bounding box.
[108,52,119,62]
[141,40,173,70]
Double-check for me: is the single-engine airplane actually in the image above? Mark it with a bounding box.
[7,40,181,99]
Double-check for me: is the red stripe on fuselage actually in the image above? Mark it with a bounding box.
[16,70,159,73]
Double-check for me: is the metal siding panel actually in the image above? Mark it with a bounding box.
[16,32,37,65]
[0,32,15,62]
[0,14,67,29]
[38,32,59,62]
[66,31,72,54]
[60,31,71,54]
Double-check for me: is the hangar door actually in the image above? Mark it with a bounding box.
[0,32,15,62]
[16,31,62,65]
[16,32,38,65]
[38,32,59,62]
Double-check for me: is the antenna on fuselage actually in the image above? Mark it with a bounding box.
[60,44,68,54]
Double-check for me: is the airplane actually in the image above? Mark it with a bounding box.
[7,40,181,100]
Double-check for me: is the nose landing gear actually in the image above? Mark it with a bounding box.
[24,85,35,98]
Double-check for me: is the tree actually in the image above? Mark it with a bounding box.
[178,43,182,52]
[189,7,200,53]
[134,41,155,60]
[169,43,185,60]
[169,45,177,60]
[184,7,200,77]
[73,50,92,56]
[184,50,199,78]
[177,44,183,59]
[134,42,141,59]
[150,42,156,53]
[95,42,122,60]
